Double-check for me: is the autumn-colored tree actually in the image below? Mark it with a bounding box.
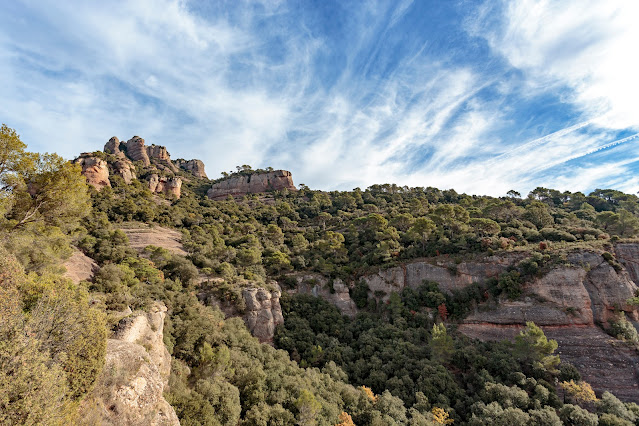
[336,411,355,426]
[560,380,597,405]
[362,385,377,403]
[432,407,454,424]
[438,303,449,321]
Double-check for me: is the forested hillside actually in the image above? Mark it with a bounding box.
[2,126,639,425]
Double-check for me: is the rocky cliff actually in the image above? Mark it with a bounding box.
[149,174,182,198]
[74,155,111,190]
[176,159,207,179]
[79,135,211,198]
[207,170,296,200]
[291,274,357,317]
[242,285,284,343]
[79,302,179,425]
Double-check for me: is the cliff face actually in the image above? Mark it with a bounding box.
[292,274,357,317]
[207,170,296,200]
[125,136,151,166]
[79,302,179,425]
[74,155,111,190]
[149,174,182,198]
[242,286,284,343]
[176,159,207,179]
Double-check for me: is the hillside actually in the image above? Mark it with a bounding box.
[3,127,639,425]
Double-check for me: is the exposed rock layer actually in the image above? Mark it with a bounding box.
[79,302,179,425]
[207,170,296,200]
[176,159,207,179]
[149,174,182,198]
[242,285,284,343]
[292,274,357,317]
[459,324,639,403]
[74,155,111,190]
[125,136,151,166]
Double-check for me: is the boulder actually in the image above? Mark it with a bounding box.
[242,285,284,343]
[125,136,151,166]
[74,155,111,191]
[176,159,207,179]
[207,170,296,200]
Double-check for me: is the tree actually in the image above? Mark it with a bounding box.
[514,322,560,373]
[560,380,597,405]
[431,323,454,363]
[295,389,321,426]
[7,153,90,231]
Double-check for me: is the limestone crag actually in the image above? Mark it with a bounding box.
[149,174,182,198]
[176,159,207,179]
[79,302,179,425]
[74,155,111,191]
[292,274,357,317]
[207,170,296,200]
[242,285,284,343]
[125,136,151,166]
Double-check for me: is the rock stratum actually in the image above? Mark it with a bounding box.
[297,246,639,401]
[207,170,296,200]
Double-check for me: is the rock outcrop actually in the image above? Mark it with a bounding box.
[242,285,284,343]
[149,174,182,198]
[125,136,151,166]
[360,255,515,302]
[207,170,296,200]
[176,159,207,179]
[292,274,357,317]
[104,136,126,158]
[112,158,136,184]
[147,145,179,173]
[74,155,111,190]
[79,302,179,425]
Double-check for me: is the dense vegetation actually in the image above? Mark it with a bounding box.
[2,124,639,424]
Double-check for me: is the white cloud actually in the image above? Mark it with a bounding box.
[472,0,639,130]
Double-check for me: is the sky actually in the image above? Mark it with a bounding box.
[1,0,638,197]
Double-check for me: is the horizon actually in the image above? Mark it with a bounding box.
[1,1,638,197]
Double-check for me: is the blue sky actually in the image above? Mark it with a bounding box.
[1,0,638,196]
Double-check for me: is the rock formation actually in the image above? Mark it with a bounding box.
[146,144,171,162]
[79,302,179,425]
[176,159,207,179]
[74,155,111,191]
[147,144,179,173]
[104,136,125,158]
[125,136,151,166]
[113,158,136,184]
[207,170,296,200]
[292,274,357,317]
[148,174,182,198]
[242,285,284,343]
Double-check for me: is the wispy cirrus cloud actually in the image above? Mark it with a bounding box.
[0,0,637,196]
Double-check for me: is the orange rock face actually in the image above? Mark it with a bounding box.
[74,155,111,190]
[148,174,182,198]
[207,170,296,199]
